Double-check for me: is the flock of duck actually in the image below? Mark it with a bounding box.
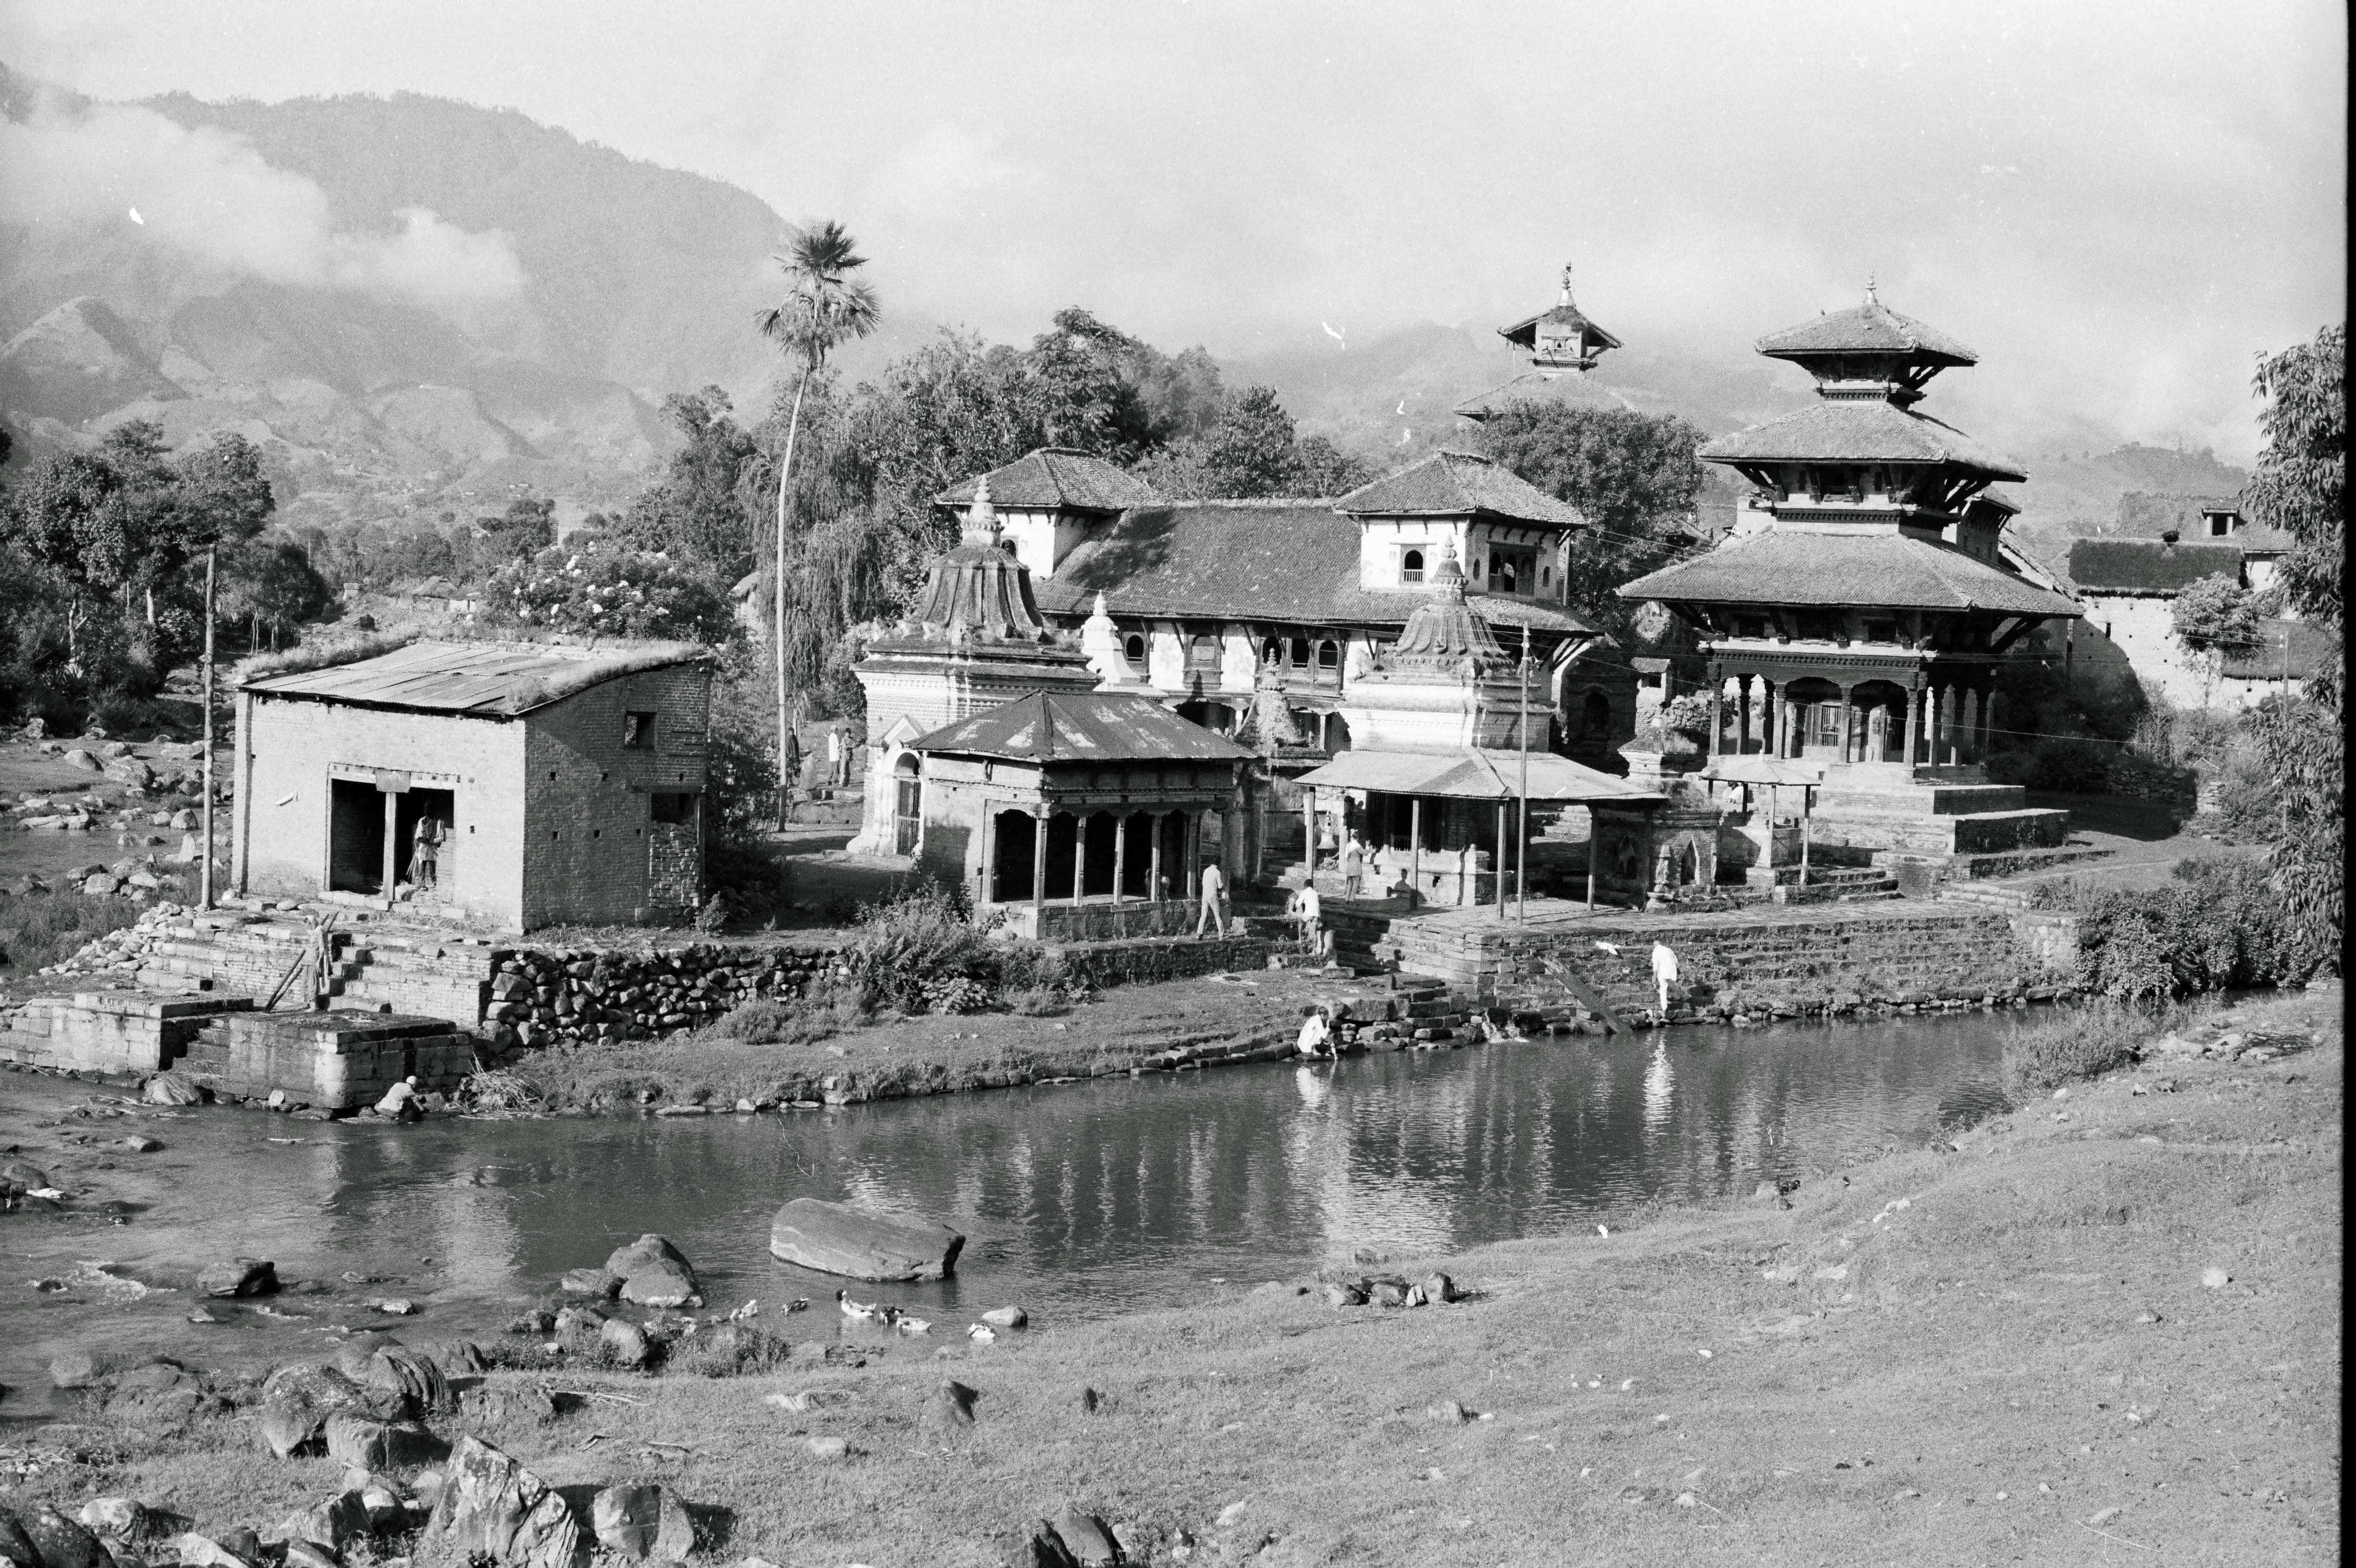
[835,1287,1014,1344]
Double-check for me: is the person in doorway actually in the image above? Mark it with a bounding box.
[1650,939,1680,1017]
[1194,858,1229,939]
[1341,833,1365,899]
[1295,1004,1334,1060]
[1292,880,1329,960]
[411,814,440,895]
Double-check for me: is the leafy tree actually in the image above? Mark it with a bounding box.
[1292,434,1375,496]
[218,539,335,651]
[2241,321,2343,975]
[475,496,557,569]
[483,541,732,643]
[2170,574,2260,649]
[1477,403,1707,636]
[613,388,763,581]
[1136,386,1374,499]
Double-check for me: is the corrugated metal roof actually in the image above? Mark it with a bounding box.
[1296,748,1660,803]
[908,690,1255,764]
[240,640,705,717]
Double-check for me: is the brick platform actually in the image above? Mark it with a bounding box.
[179,1011,475,1108]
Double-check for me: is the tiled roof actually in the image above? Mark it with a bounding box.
[241,640,707,716]
[2221,617,2333,681]
[1451,370,1640,420]
[907,690,1253,764]
[1031,503,1598,636]
[1756,298,1978,364]
[1698,400,2026,481]
[2111,492,2296,553]
[1335,450,1587,526]
[1620,531,2082,617]
[935,448,1160,513]
[1500,303,1623,351]
[2066,538,2242,595]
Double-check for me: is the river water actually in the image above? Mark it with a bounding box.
[0,1009,2014,1415]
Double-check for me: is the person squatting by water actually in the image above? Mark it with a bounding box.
[1295,1004,1334,1060]
[1651,940,1680,1017]
[1194,858,1229,938]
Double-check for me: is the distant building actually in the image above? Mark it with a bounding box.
[934,446,1632,771]
[2106,493,2296,605]
[1452,263,1636,422]
[235,640,713,929]
[2066,533,2286,710]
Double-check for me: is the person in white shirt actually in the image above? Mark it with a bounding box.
[1194,859,1229,938]
[1295,1004,1333,1059]
[1292,882,1328,959]
[1650,940,1680,1017]
[1341,834,1365,898]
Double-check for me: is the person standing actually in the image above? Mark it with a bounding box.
[1293,880,1328,960]
[1341,833,1365,899]
[411,813,440,894]
[780,725,803,823]
[1650,940,1680,1017]
[1194,857,1229,939]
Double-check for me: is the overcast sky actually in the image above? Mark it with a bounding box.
[2,0,2343,461]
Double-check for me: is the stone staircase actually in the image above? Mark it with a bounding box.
[1810,764,2071,857]
[130,909,495,1026]
[1803,865,1902,902]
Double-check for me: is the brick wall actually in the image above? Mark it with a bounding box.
[520,665,711,928]
[239,696,527,923]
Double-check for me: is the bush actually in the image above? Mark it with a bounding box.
[840,879,999,1015]
[697,991,864,1047]
[2000,1001,2172,1100]
[2021,737,2114,793]
[482,542,732,643]
[665,1323,794,1378]
[2067,858,2312,999]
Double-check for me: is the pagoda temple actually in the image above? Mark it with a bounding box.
[1453,263,1637,422]
[1617,286,2081,863]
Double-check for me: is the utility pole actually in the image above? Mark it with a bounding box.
[200,544,216,911]
[1517,624,1530,923]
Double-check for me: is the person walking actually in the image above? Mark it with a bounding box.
[1194,858,1229,939]
[1341,833,1365,899]
[1650,939,1680,1018]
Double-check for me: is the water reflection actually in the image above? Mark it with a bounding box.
[3,1009,2009,1392]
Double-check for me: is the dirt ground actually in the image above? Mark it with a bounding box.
[3,985,2335,1565]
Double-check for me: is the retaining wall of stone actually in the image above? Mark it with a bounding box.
[0,992,252,1073]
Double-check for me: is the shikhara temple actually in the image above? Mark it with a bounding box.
[1620,285,2082,863]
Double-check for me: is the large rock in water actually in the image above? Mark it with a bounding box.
[768,1198,964,1282]
[421,1436,579,1568]
[602,1235,701,1308]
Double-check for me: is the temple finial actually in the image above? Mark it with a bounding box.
[1559,260,1575,305]
[1864,274,1880,306]
[964,472,998,542]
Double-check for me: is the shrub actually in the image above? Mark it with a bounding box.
[2022,737,2113,794]
[839,878,999,1014]
[2069,858,2311,999]
[697,991,862,1047]
[2000,1001,2172,1100]
[482,542,732,643]
[2171,574,2261,651]
[665,1323,794,1378]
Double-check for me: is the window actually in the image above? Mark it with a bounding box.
[2208,514,2232,537]
[1317,640,1340,670]
[1487,548,1536,595]
[650,792,695,825]
[622,711,656,749]
[1289,636,1310,668]
[1122,633,1147,668]
[1864,620,1898,643]
[1400,548,1425,584]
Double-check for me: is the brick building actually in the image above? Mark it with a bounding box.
[234,640,714,930]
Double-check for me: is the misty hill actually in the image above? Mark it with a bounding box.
[0,67,826,525]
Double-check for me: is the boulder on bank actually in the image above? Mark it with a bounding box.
[588,1485,693,1563]
[422,1436,579,1568]
[768,1198,964,1282]
[196,1258,278,1298]
[142,1071,208,1106]
[603,1235,701,1308]
[11,1507,107,1568]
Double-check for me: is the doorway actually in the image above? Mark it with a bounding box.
[328,778,385,893]
[394,788,455,897]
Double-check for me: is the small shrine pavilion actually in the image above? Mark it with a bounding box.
[1617,286,2081,861]
[1453,263,1636,422]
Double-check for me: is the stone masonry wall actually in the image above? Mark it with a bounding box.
[1386,904,2065,1022]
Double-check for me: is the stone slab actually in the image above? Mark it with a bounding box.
[769,1198,964,1282]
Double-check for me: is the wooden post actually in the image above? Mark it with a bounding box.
[1927,685,1944,767]
[1761,678,1777,758]
[1800,786,1812,887]
[1031,808,1047,918]
[1410,796,1422,899]
[1517,624,1530,923]
[979,809,994,904]
[1494,797,1507,920]
[1112,813,1127,904]
[1838,685,1856,764]
[1903,681,1922,768]
[1072,814,1086,906]
[1148,811,1164,903]
[199,545,216,911]
[1735,674,1753,753]
[381,790,398,898]
[1706,668,1723,757]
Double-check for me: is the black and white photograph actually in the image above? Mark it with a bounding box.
[0,2,2342,1562]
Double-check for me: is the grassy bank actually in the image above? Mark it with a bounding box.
[4,987,2337,1564]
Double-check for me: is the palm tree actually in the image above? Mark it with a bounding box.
[756,220,880,825]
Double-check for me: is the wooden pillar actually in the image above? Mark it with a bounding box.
[1112,812,1127,903]
[1903,682,1922,768]
[1777,691,1793,759]
[1761,679,1778,758]
[1984,692,2001,757]
[1800,786,1813,884]
[979,809,995,904]
[1735,674,1753,753]
[1031,808,1048,917]
[1838,685,1857,765]
[1149,811,1164,902]
[1706,667,1724,757]
[1494,797,1508,919]
[381,789,398,895]
[1302,786,1318,874]
[1410,797,1423,896]
[1072,814,1086,906]
[1927,685,1944,767]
